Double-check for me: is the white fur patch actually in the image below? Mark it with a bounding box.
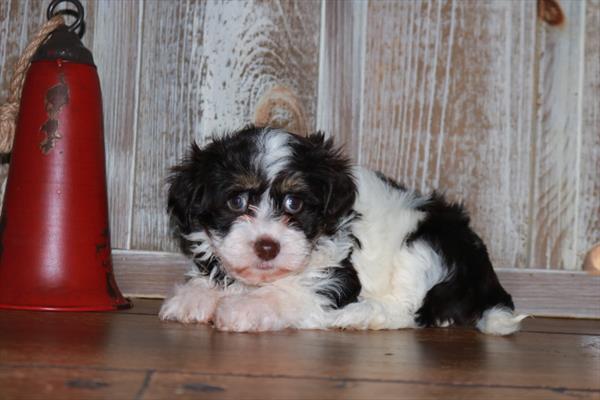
[159,278,223,323]
[330,168,446,330]
[476,306,528,335]
[255,128,291,181]
[213,271,334,331]
[350,168,430,296]
[332,240,445,330]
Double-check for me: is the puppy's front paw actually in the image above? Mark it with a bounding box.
[159,280,220,324]
[214,294,288,332]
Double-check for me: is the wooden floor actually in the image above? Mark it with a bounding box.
[0,299,599,400]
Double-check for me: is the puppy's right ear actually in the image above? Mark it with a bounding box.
[167,142,206,235]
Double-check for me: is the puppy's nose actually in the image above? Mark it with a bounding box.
[254,237,280,261]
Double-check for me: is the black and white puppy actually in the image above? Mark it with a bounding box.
[159,126,526,335]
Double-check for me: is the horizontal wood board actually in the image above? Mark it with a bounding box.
[1,308,599,398]
[3,366,595,400]
[112,250,600,319]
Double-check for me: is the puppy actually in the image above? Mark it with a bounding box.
[159,126,526,335]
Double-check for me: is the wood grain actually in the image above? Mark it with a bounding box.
[5,367,595,400]
[357,1,537,269]
[131,0,322,251]
[497,268,600,318]
[144,370,600,400]
[579,0,600,266]
[0,0,50,105]
[316,0,366,160]
[90,0,140,249]
[2,300,599,399]
[530,0,594,270]
[0,366,147,400]
[1,310,599,393]
[112,249,188,298]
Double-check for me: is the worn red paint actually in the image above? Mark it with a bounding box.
[0,59,130,311]
[40,74,69,154]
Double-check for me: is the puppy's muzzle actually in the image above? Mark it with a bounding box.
[254,237,280,261]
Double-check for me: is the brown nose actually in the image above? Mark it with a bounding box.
[254,237,280,261]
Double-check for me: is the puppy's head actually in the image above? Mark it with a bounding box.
[168,126,356,285]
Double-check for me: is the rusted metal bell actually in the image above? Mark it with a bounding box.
[0,1,130,311]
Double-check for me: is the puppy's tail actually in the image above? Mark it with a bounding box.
[476,306,529,335]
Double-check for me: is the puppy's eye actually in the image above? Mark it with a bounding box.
[283,194,303,214]
[227,193,249,212]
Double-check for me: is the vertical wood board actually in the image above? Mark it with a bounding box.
[91,0,140,249]
[358,0,537,268]
[131,0,321,251]
[316,0,366,160]
[578,0,600,264]
[530,0,592,269]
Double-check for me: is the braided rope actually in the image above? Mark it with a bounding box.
[0,15,65,153]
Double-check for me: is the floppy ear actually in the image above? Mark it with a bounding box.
[304,132,357,228]
[167,142,207,235]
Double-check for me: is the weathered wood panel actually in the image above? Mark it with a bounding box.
[530,0,593,269]
[0,0,598,273]
[357,0,537,269]
[90,0,140,249]
[0,0,50,103]
[316,0,366,160]
[579,0,600,266]
[131,0,321,251]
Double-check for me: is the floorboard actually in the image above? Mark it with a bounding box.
[0,299,598,399]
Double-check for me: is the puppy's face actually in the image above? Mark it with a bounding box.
[168,127,356,285]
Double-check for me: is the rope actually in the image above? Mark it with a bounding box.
[0,15,65,154]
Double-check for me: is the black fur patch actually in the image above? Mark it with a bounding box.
[317,252,361,309]
[287,133,357,237]
[167,125,267,238]
[191,252,230,286]
[406,192,514,327]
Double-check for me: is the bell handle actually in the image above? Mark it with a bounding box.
[46,0,85,38]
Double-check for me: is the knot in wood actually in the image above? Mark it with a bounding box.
[254,85,307,135]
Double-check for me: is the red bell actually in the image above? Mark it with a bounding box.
[0,0,130,311]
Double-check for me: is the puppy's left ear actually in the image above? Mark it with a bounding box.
[304,132,357,226]
[167,142,207,236]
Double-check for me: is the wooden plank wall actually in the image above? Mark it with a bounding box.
[0,0,598,273]
[132,0,321,250]
[582,0,600,270]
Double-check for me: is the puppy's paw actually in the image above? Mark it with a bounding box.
[159,280,220,324]
[214,294,288,332]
